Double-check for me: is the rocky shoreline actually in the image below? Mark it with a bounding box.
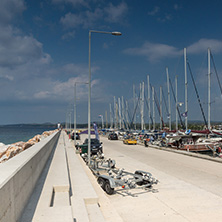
[0,129,58,163]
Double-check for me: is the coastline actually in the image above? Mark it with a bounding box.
[0,124,57,145]
[0,129,58,163]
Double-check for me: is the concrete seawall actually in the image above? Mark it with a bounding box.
[20,130,105,222]
[0,131,60,222]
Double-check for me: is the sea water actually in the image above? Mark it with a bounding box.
[0,125,56,145]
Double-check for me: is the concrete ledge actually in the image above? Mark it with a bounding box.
[64,134,105,222]
[31,131,73,221]
[0,131,60,222]
[32,206,73,222]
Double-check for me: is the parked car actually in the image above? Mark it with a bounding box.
[123,137,137,145]
[108,133,118,140]
[71,132,80,140]
[76,138,103,155]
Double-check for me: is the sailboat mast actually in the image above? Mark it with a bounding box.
[105,111,108,129]
[141,82,145,130]
[114,96,116,128]
[126,100,130,130]
[160,86,162,130]
[140,83,142,130]
[118,97,122,129]
[175,75,178,131]
[133,84,136,130]
[116,101,118,129]
[208,48,211,130]
[152,86,155,130]
[109,103,112,129]
[166,67,171,131]
[147,75,151,131]
[122,96,125,130]
[184,48,188,130]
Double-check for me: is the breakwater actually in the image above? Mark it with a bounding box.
[0,129,58,163]
[0,130,60,222]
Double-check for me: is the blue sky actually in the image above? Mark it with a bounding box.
[1,0,222,125]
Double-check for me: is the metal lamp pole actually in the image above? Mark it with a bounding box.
[74,83,77,146]
[88,30,121,165]
[99,115,104,129]
[74,82,87,146]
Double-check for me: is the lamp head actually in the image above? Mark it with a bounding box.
[111,31,122,36]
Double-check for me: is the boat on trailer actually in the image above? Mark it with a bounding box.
[165,132,222,153]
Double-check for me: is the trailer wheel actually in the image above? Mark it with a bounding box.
[104,181,114,195]
[134,172,143,186]
[97,177,106,190]
[135,171,151,186]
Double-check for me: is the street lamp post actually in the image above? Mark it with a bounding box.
[69,111,71,131]
[74,83,77,146]
[74,82,88,146]
[88,30,121,165]
[99,115,104,129]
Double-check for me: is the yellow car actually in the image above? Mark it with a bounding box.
[123,138,137,145]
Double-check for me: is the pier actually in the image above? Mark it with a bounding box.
[0,131,109,222]
[1,131,222,221]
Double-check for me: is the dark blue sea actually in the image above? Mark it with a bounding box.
[0,125,56,145]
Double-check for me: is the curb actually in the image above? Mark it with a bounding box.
[137,141,222,164]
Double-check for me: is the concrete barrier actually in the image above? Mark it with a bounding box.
[64,133,105,222]
[30,131,73,222]
[0,131,60,222]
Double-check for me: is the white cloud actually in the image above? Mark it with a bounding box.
[51,0,89,7]
[157,14,172,22]
[34,91,51,99]
[0,61,103,105]
[148,6,160,16]
[60,13,84,29]
[0,26,51,67]
[62,31,76,40]
[60,2,128,30]
[0,73,14,81]
[0,0,26,25]
[124,41,180,62]
[84,8,104,27]
[60,8,103,29]
[174,4,182,11]
[187,39,222,54]
[104,2,128,23]
[124,39,222,62]
[32,75,104,103]
[0,0,51,68]
[148,5,173,23]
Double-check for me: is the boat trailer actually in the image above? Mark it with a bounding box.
[81,153,158,195]
[206,144,222,157]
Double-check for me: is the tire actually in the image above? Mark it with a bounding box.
[135,171,151,186]
[97,177,106,190]
[134,172,143,186]
[104,181,114,195]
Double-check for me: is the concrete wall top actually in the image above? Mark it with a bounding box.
[0,131,59,188]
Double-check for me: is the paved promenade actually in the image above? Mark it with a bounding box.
[20,132,222,221]
[99,135,222,222]
[20,131,122,222]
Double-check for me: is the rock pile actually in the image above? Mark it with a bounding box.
[0,129,58,163]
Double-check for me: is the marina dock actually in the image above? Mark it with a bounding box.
[1,130,222,221]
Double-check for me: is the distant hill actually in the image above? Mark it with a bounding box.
[0,123,57,128]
